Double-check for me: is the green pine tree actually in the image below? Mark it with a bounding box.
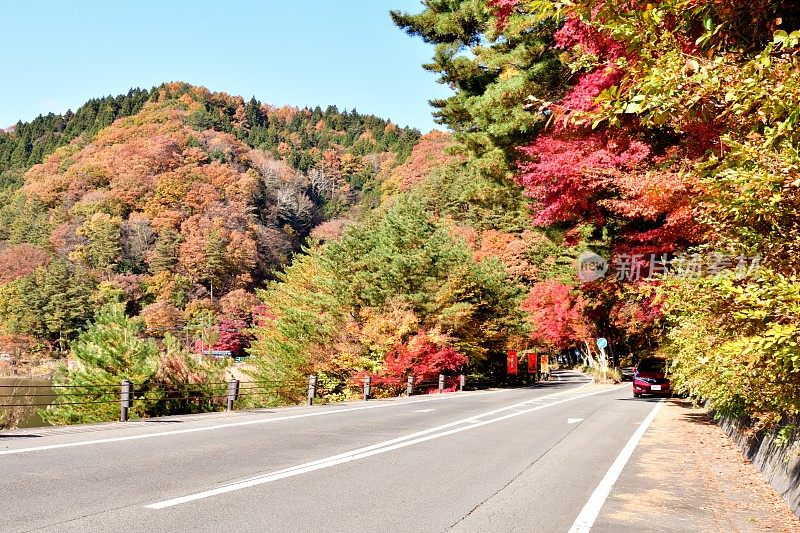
[0,259,96,346]
[40,303,159,425]
[149,228,181,273]
[204,228,228,292]
[391,0,563,177]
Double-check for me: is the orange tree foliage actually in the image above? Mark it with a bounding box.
[140,300,186,337]
[384,131,454,192]
[178,209,258,291]
[219,289,261,322]
[473,229,541,282]
[0,244,51,284]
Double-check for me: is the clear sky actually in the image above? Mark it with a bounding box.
[0,1,451,132]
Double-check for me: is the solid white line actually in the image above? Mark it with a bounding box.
[146,382,621,509]
[0,390,505,456]
[567,399,666,533]
[3,375,592,456]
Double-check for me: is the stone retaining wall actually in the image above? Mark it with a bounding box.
[718,417,800,517]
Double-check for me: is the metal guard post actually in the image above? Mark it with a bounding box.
[307,374,317,406]
[227,379,240,411]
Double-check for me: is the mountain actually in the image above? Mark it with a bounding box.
[0,82,420,352]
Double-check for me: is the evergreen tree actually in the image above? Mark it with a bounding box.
[0,259,96,346]
[40,303,159,425]
[70,213,122,272]
[391,0,563,176]
[204,228,228,291]
[93,103,116,132]
[0,86,153,171]
[148,228,181,273]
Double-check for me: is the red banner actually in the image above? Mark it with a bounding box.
[507,350,518,375]
[528,353,537,373]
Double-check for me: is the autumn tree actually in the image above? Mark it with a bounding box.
[140,300,186,337]
[373,330,468,393]
[249,198,525,401]
[0,244,51,284]
[521,280,593,352]
[178,214,257,292]
[219,289,261,322]
[215,319,249,356]
[383,131,455,192]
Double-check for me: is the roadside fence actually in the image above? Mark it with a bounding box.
[1,373,488,424]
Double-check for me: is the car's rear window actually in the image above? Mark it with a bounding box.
[637,358,666,372]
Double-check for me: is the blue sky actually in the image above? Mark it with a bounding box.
[0,1,450,132]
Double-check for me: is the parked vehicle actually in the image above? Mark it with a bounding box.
[632,357,670,397]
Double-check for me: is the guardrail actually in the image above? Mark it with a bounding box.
[1,373,488,424]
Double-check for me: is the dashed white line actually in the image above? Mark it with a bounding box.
[146,382,620,509]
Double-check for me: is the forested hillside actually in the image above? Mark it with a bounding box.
[0,83,419,403]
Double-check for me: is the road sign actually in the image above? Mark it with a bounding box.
[596,337,608,349]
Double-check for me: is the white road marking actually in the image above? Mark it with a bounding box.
[413,409,435,413]
[568,398,666,533]
[567,417,584,424]
[2,374,593,456]
[0,390,505,456]
[146,382,622,509]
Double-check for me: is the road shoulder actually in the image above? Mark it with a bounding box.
[593,398,800,533]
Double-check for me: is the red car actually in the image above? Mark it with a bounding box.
[633,357,671,397]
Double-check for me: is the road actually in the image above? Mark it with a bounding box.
[1,370,662,532]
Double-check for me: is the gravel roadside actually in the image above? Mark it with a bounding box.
[593,398,800,533]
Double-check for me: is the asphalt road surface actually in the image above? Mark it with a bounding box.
[1,370,663,532]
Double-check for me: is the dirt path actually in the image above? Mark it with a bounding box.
[593,398,800,533]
